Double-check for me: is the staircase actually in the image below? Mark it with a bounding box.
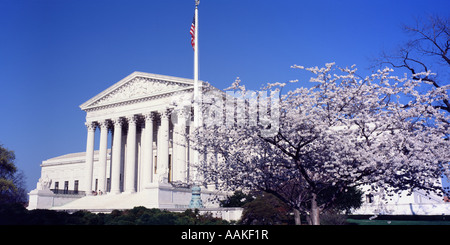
[52,192,157,212]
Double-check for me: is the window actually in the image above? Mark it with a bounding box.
[64,181,69,194]
[54,182,59,194]
[74,180,79,194]
[95,179,98,191]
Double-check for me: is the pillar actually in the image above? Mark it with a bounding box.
[125,115,137,193]
[174,109,187,182]
[157,109,170,183]
[98,120,109,193]
[110,118,123,194]
[142,112,154,187]
[84,122,96,194]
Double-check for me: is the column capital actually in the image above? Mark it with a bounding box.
[160,108,172,119]
[85,121,97,131]
[178,107,191,119]
[126,115,138,125]
[144,112,156,121]
[98,120,110,130]
[111,117,124,126]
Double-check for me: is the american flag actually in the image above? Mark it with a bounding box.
[190,16,195,50]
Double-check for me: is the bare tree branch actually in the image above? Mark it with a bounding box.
[372,14,450,114]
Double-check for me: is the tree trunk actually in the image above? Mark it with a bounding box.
[293,208,302,225]
[310,193,320,225]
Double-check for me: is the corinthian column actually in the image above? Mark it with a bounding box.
[84,122,96,194]
[98,120,109,193]
[110,118,123,194]
[157,109,170,183]
[124,115,137,193]
[142,112,154,187]
[174,109,188,182]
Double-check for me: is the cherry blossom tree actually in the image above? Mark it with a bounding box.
[190,63,450,225]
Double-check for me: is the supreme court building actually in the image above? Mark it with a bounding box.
[27,71,450,217]
[27,71,239,217]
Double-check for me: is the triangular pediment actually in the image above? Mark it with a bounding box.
[80,72,197,110]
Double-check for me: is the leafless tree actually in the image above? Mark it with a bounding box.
[373,15,449,114]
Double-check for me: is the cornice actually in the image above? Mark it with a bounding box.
[83,87,194,113]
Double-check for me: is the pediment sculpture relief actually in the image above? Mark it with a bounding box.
[90,77,189,107]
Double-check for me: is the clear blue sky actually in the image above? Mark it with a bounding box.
[0,0,449,191]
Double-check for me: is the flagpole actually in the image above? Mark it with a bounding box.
[193,0,200,128]
[191,0,201,186]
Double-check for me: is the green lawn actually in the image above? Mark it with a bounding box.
[347,219,450,225]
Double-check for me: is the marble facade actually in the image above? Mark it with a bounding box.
[28,72,233,214]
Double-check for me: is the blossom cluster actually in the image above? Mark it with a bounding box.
[188,63,449,207]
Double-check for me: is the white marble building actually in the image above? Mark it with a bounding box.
[79,71,196,195]
[28,72,242,220]
[352,185,450,216]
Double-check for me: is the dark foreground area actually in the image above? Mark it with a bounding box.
[0,203,229,225]
[2,203,450,226]
[1,204,449,244]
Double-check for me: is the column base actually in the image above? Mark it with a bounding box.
[123,190,136,194]
[109,190,122,195]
